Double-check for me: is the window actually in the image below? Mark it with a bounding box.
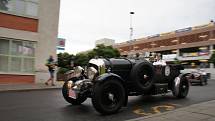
[0,39,9,54]
[26,1,37,16]
[0,0,39,17]
[0,38,36,73]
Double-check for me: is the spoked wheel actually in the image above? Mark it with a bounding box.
[179,80,189,98]
[172,75,189,98]
[92,80,125,115]
[200,75,207,86]
[138,68,153,89]
[62,79,87,105]
[130,61,155,92]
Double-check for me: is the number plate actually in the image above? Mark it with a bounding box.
[68,89,76,99]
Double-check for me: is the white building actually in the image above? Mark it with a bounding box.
[95,38,115,46]
[0,0,60,84]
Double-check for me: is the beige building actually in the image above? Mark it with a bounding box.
[0,0,60,84]
[114,22,215,79]
[95,38,115,46]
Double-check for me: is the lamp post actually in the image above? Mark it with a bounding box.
[129,11,135,54]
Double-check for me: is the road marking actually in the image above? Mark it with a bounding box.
[133,109,152,116]
[152,105,175,113]
[133,103,179,116]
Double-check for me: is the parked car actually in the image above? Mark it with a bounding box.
[189,69,208,86]
[62,58,190,115]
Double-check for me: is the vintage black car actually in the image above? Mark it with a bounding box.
[62,58,190,115]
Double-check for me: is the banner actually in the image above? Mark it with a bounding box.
[147,34,160,39]
[175,27,192,33]
[57,38,66,47]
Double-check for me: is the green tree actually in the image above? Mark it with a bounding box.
[209,51,215,65]
[74,53,89,66]
[57,44,120,67]
[57,52,74,69]
[92,44,120,58]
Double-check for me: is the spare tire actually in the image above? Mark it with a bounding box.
[130,61,155,92]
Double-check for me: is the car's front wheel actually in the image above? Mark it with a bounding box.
[92,80,126,115]
[172,75,189,98]
[62,80,87,105]
[200,75,207,86]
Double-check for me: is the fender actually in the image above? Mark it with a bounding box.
[94,73,128,106]
[95,73,125,83]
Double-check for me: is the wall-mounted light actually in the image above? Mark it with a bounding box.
[171,50,178,53]
[150,43,156,46]
[171,39,179,43]
[199,35,208,38]
[134,46,139,49]
[199,47,208,50]
[181,42,187,44]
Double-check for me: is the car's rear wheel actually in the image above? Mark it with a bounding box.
[92,80,125,115]
[62,79,87,105]
[200,75,207,86]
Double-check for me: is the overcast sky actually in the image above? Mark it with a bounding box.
[58,0,215,54]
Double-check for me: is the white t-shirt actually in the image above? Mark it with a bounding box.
[153,60,167,66]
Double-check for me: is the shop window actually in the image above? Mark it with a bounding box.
[0,38,36,73]
[0,55,9,72]
[181,60,210,69]
[179,46,209,57]
[0,39,9,54]
[11,57,22,72]
[23,58,34,72]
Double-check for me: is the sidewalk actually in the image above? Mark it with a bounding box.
[0,81,64,92]
[127,100,215,121]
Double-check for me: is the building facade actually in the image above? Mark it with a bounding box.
[114,22,215,78]
[0,0,60,84]
[95,38,115,46]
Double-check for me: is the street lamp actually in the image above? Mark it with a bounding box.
[130,12,135,39]
[129,11,135,53]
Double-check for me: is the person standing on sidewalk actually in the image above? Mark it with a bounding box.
[45,55,57,86]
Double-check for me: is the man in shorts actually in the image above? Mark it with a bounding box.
[45,55,56,86]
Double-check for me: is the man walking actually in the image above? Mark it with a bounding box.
[45,55,56,86]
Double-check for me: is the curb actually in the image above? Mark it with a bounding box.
[126,100,215,121]
[0,86,62,93]
[0,87,61,92]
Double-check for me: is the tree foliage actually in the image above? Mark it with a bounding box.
[57,52,74,69]
[92,44,120,58]
[209,51,215,64]
[57,44,120,69]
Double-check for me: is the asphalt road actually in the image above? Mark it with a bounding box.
[1,80,215,121]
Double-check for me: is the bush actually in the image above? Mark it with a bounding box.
[57,67,70,74]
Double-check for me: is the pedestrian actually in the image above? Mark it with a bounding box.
[45,55,57,86]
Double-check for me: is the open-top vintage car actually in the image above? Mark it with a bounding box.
[62,58,190,115]
[189,69,208,86]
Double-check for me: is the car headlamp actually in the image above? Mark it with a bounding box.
[87,67,98,80]
[74,66,84,77]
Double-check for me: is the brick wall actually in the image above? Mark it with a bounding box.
[0,12,38,32]
[0,74,35,84]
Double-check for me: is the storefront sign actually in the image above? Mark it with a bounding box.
[162,54,177,61]
[57,38,66,47]
[147,34,160,39]
[175,27,192,33]
[182,52,198,57]
[160,31,175,36]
